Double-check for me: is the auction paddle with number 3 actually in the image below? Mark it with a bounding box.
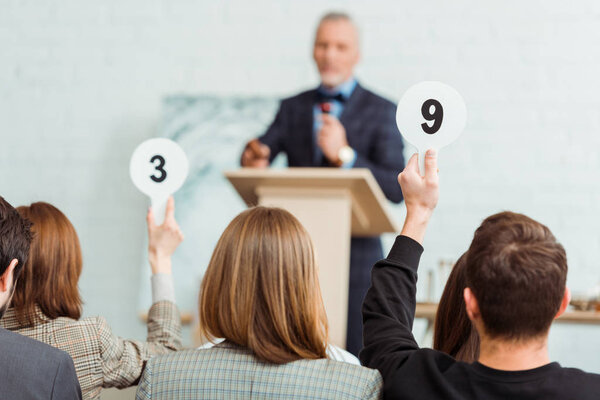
[130,138,189,225]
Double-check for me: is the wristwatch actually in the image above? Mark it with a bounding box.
[336,145,355,167]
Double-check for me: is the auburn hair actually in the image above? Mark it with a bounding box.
[434,253,480,362]
[199,207,329,364]
[12,202,83,326]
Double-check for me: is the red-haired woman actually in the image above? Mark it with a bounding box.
[1,197,184,400]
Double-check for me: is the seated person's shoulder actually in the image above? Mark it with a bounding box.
[377,347,465,380]
[147,347,215,368]
[556,365,600,387]
[326,357,382,378]
[290,356,382,382]
[418,347,463,369]
[48,314,105,335]
[142,347,236,378]
[362,88,397,113]
[284,358,383,397]
[0,327,72,365]
[44,315,107,354]
[280,89,316,106]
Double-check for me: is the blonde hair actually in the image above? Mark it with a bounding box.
[199,207,328,364]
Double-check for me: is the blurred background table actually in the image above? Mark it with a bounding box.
[416,302,600,346]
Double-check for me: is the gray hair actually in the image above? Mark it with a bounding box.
[316,11,360,44]
[319,11,353,25]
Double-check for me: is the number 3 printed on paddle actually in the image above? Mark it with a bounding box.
[130,138,189,224]
[396,81,467,174]
[150,155,167,183]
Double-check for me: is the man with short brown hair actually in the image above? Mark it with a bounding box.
[465,211,569,343]
[360,150,600,399]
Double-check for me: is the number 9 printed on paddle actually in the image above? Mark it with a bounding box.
[396,81,467,174]
[130,138,189,224]
[420,99,443,135]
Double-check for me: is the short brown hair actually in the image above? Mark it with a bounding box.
[12,202,83,326]
[199,207,328,364]
[435,213,528,360]
[434,253,479,362]
[0,196,33,280]
[465,211,567,340]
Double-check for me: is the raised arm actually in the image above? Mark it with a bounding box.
[145,195,183,347]
[147,196,184,290]
[100,197,183,389]
[359,150,439,380]
[398,149,439,244]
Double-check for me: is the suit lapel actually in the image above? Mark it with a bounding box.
[339,83,367,146]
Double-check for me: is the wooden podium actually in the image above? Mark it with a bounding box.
[225,168,399,348]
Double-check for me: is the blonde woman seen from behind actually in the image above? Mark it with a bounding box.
[137,207,382,400]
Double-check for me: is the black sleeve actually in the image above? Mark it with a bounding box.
[353,103,405,203]
[51,352,82,400]
[258,101,287,163]
[359,235,423,381]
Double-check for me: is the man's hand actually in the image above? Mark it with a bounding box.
[147,196,184,275]
[241,139,270,168]
[398,149,439,244]
[317,114,348,165]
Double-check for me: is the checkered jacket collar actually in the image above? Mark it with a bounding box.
[1,306,52,330]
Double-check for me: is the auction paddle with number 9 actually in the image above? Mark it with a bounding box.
[396,81,467,175]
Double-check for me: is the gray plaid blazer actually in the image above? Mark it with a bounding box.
[0,300,181,400]
[136,341,382,399]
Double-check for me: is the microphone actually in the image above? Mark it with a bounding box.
[320,102,332,114]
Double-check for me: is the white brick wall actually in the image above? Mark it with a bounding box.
[2,0,600,371]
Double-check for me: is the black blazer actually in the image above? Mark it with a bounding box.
[0,327,82,399]
[259,83,405,204]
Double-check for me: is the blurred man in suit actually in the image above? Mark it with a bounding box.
[0,196,82,399]
[241,12,405,356]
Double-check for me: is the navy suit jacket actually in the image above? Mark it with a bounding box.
[259,83,405,204]
[257,83,405,354]
[0,327,82,399]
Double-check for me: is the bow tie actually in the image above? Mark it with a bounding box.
[316,91,346,103]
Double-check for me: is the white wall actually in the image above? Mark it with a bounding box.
[2,0,600,371]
